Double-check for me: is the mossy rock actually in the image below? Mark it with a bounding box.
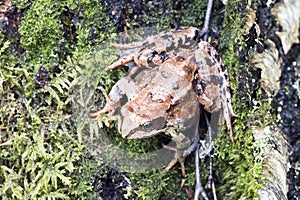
[1,0,297,199]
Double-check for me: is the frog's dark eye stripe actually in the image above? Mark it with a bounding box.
[193,29,200,41]
[141,117,167,131]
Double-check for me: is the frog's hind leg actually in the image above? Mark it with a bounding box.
[221,86,238,144]
[111,42,144,50]
[105,53,143,77]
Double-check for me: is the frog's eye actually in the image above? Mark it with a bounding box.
[141,117,167,131]
[142,121,152,130]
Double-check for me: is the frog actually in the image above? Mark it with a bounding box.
[91,52,201,176]
[90,27,237,176]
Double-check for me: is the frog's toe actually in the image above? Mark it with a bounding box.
[179,157,186,177]
[105,54,134,70]
[89,105,112,117]
[165,157,186,177]
[89,109,106,117]
[165,158,178,172]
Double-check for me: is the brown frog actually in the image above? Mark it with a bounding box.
[91,27,237,176]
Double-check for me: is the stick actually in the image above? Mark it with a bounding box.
[194,145,209,200]
[204,112,213,190]
[200,0,214,41]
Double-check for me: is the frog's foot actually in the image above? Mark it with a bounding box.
[165,156,186,177]
[162,144,186,176]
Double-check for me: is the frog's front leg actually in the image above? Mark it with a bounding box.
[89,102,114,117]
[195,83,236,143]
[90,77,137,117]
[163,131,191,176]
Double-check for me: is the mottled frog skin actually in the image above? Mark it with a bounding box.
[91,27,237,176]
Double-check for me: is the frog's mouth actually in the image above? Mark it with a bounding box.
[121,117,167,139]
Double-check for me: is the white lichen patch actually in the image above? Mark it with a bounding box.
[243,8,260,39]
[250,40,282,97]
[253,125,290,200]
[271,0,300,54]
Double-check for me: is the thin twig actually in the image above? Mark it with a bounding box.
[194,1,215,199]
[194,145,209,200]
[212,181,218,200]
[203,112,218,199]
[204,112,213,189]
[200,0,214,41]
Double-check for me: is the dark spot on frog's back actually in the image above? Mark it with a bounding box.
[197,88,204,96]
[127,105,134,112]
[205,57,214,67]
[214,53,221,63]
[220,64,226,72]
[193,29,200,41]
[159,52,170,62]
[207,49,211,56]
[207,75,223,85]
[147,52,156,63]
[118,90,129,106]
[176,56,185,62]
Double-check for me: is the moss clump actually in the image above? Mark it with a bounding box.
[214,0,275,199]
[0,0,114,199]
[0,0,272,199]
[15,0,114,64]
[17,0,63,64]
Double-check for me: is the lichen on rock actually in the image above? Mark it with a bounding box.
[271,0,300,54]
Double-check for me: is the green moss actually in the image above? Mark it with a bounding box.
[18,0,63,64]
[15,0,114,64]
[0,54,90,199]
[0,0,115,199]
[121,0,207,29]
[214,0,274,199]
[0,0,274,199]
[177,0,208,27]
